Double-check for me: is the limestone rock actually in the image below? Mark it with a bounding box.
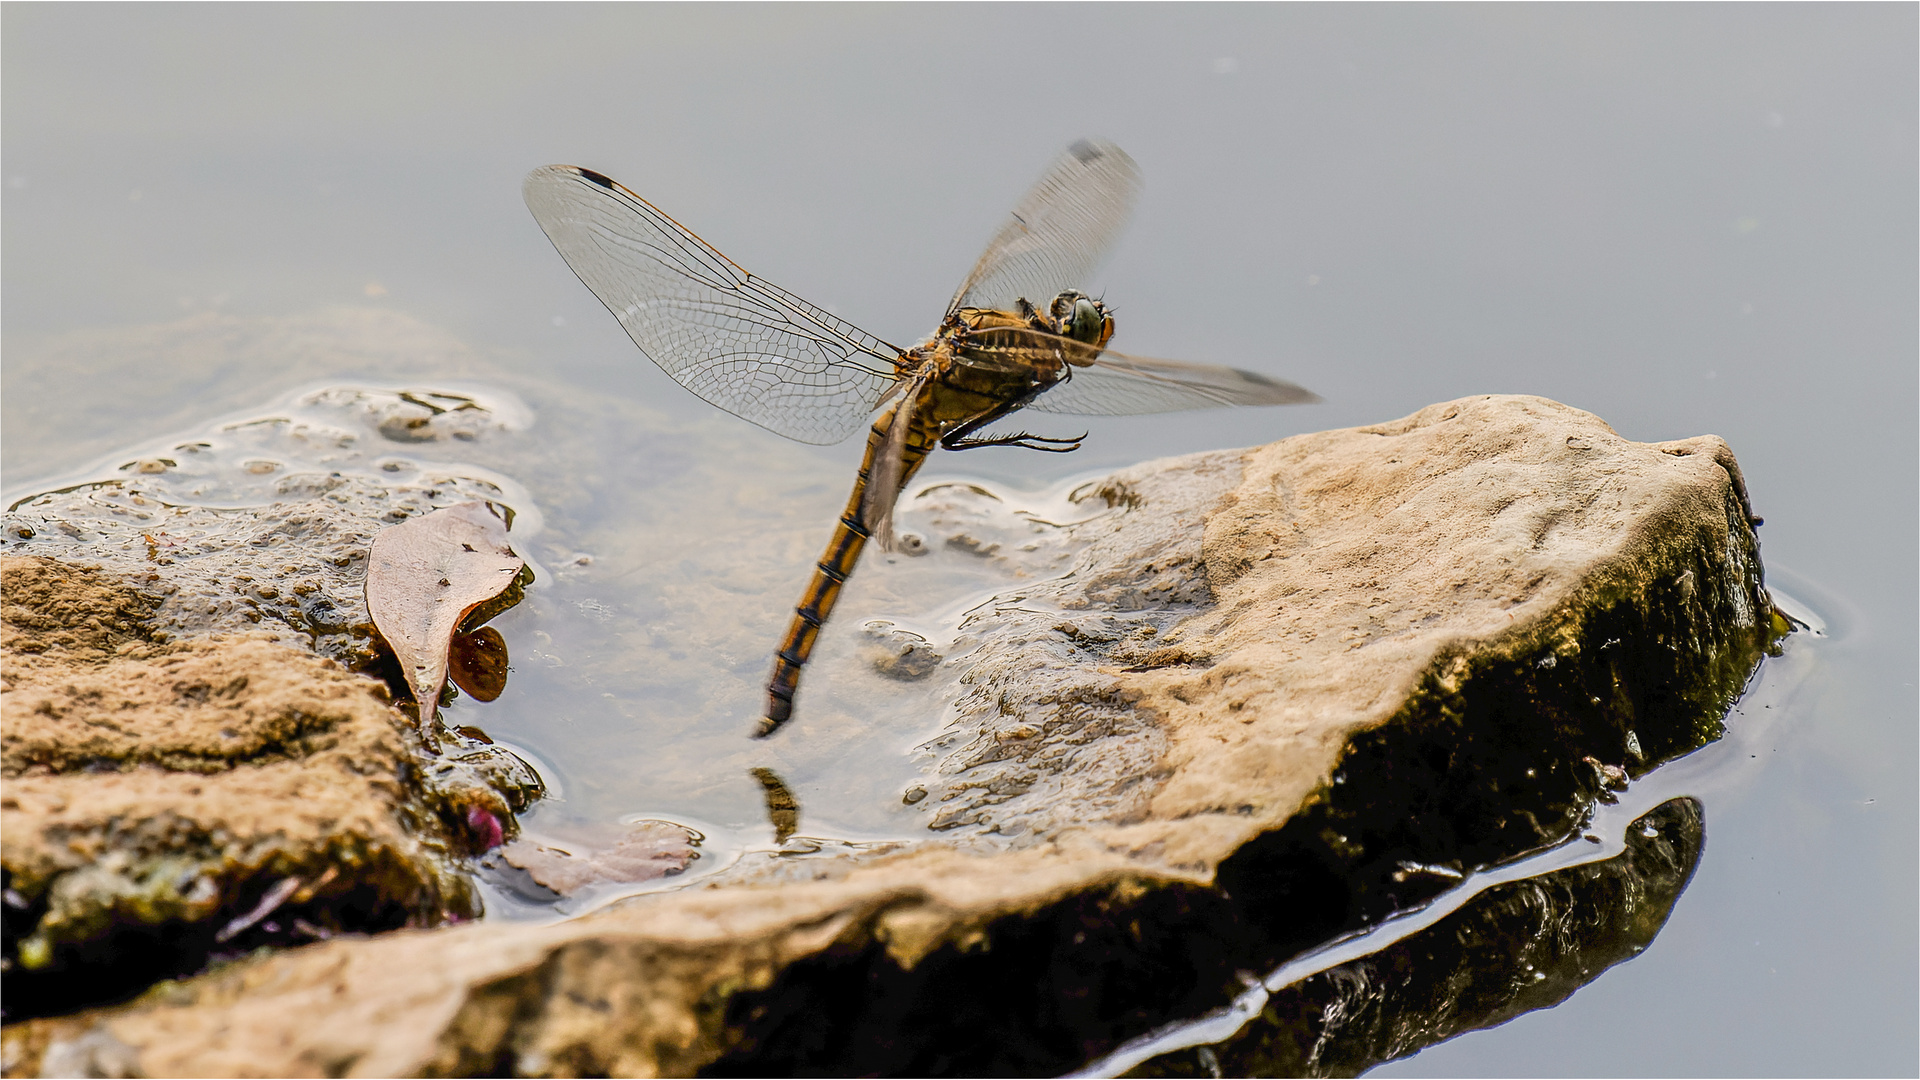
[0,396,1778,1076]
[1,383,553,1020]
[0,555,156,660]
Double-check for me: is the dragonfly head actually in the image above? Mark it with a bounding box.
[1049,291,1114,349]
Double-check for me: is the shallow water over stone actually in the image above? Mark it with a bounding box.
[6,386,537,665]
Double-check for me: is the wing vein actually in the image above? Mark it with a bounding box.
[525,165,904,444]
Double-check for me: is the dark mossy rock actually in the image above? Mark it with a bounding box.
[1123,797,1708,1078]
[0,556,539,1022]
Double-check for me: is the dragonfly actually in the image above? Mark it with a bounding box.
[524,140,1317,738]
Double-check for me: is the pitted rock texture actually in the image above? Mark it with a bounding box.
[903,395,1763,868]
[0,556,529,1019]
[0,396,1776,1077]
[901,458,1242,846]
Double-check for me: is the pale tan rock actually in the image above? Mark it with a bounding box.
[1106,394,1761,866]
[0,554,155,662]
[0,396,1775,1077]
[903,395,1762,870]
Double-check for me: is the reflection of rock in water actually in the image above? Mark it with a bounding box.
[1130,798,1705,1078]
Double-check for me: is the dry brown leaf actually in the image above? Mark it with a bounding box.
[498,821,700,896]
[366,501,523,744]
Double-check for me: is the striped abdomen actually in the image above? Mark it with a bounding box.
[759,403,933,737]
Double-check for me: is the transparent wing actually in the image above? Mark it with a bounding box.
[524,165,905,445]
[1034,346,1318,417]
[861,376,926,552]
[947,140,1143,315]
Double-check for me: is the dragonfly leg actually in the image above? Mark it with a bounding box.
[942,430,1087,453]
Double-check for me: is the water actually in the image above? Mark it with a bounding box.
[4,6,1913,1074]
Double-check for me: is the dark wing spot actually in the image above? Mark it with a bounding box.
[576,167,616,189]
[1069,140,1101,163]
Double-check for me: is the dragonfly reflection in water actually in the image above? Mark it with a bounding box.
[524,140,1317,737]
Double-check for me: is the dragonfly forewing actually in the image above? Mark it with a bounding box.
[524,146,1319,741]
[524,165,907,445]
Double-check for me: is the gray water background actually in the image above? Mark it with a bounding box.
[3,5,1914,1074]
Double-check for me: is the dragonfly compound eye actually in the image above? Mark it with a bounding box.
[1069,297,1106,345]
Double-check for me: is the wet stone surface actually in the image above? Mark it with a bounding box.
[890,465,1233,846]
[859,621,944,681]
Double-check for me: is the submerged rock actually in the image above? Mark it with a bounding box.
[491,820,703,899]
[3,386,531,670]
[0,396,1782,1076]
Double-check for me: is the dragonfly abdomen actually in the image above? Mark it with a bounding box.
[760,403,934,737]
